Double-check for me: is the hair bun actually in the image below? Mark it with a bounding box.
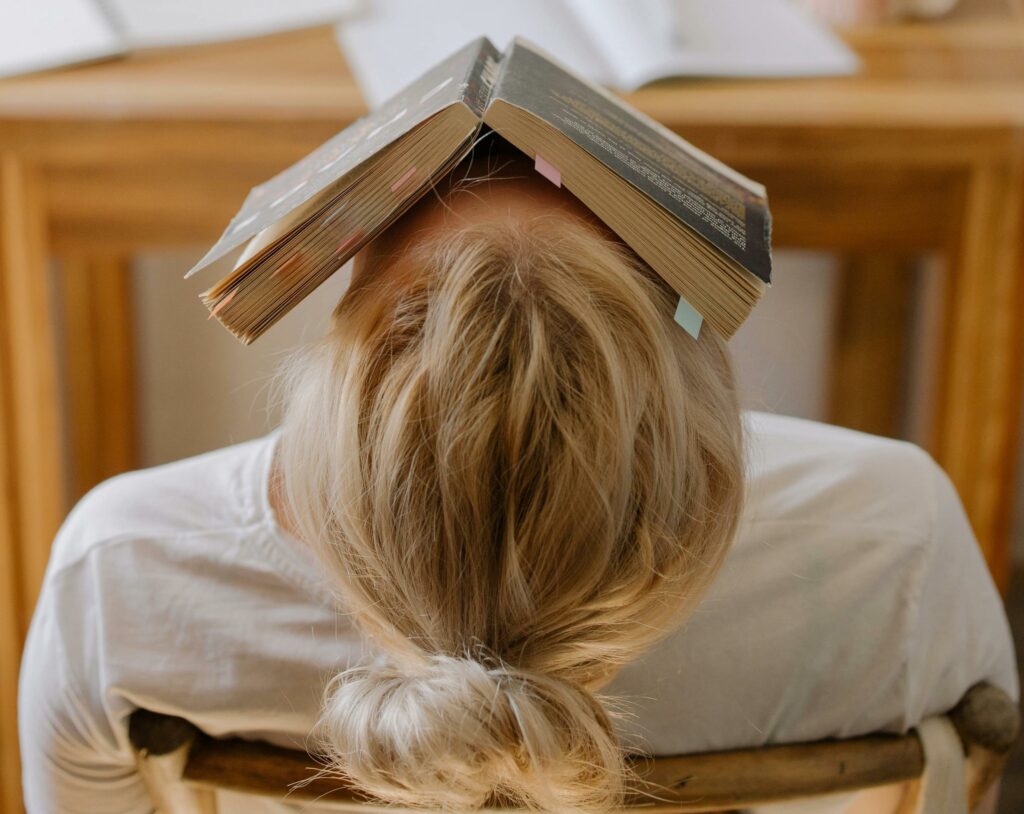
[317,654,625,812]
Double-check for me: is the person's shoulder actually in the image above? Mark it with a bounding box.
[619,414,1008,753]
[743,411,943,542]
[49,432,279,574]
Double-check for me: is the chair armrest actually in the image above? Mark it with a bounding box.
[129,709,201,756]
[129,710,214,814]
[949,683,1020,755]
[947,683,1021,808]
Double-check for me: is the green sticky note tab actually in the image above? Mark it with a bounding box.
[673,296,703,339]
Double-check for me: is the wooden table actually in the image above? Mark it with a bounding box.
[1,9,1023,813]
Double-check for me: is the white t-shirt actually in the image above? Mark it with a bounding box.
[18,412,1018,814]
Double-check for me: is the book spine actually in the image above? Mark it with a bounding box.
[460,39,502,119]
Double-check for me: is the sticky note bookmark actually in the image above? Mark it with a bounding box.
[534,154,562,188]
[208,289,237,320]
[333,229,365,257]
[390,166,417,193]
[673,296,703,340]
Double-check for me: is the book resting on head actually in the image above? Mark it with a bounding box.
[186,37,772,344]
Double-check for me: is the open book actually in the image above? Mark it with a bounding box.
[187,37,772,344]
[0,0,360,78]
[337,0,859,107]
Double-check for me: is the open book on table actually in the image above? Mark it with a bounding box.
[337,0,859,107]
[0,0,361,78]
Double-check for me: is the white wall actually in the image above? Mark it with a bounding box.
[134,250,349,465]
[729,250,840,420]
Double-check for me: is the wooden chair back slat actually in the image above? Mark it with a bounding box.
[628,733,923,811]
[129,682,1020,813]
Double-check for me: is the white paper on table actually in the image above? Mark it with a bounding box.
[336,0,858,108]
[565,0,857,87]
[105,0,365,48]
[664,0,859,81]
[0,0,366,79]
[0,0,123,78]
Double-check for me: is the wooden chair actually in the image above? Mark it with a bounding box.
[128,682,1020,814]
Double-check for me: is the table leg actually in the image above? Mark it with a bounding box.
[0,341,24,814]
[829,254,917,439]
[61,256,137,502]
[0,154,64,812]
[0,153,64,622]
[934,159,1024,592]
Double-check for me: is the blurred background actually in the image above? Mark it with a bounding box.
[1,1,1022,812]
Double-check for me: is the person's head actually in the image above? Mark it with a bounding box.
[277,145,744,812]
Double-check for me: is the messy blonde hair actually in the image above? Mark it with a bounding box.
[278,213,743,812]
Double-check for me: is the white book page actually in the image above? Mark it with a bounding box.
[660,0,858,83]
[559,0,680,89]
[335,0,611,108]
[567,0,857,88]
[105,0,363,48]
[0,0,123,78]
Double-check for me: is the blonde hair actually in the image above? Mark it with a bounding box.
[278,214,743,812]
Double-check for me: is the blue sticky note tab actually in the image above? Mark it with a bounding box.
[673,296,703,339]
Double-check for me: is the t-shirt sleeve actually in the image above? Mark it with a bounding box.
[903,457,1019,725]
[18,513,153,813]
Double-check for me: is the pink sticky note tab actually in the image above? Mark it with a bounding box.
[272,253,301,278]
[534,154,561,188]
[208,288,236,320]
[390,166,417,193]
[333,229,365,257]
